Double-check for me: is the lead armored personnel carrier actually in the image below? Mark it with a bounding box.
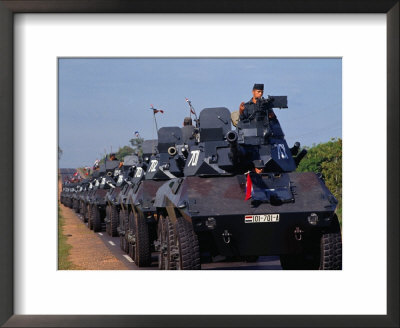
[155,97,341,270]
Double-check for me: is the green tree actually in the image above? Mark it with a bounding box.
[116,145,134,160]
[129,137,144,156]
[296,138,342,223]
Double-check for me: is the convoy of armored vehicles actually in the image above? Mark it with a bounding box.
[60,96,342,270]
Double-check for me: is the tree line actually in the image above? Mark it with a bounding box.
[296,138,342,223]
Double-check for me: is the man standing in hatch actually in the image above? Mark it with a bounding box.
[239,83,268,121]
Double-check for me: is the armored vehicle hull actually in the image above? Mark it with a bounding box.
[156,172,341,270]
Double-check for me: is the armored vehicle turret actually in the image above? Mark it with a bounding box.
[155,98,341,270]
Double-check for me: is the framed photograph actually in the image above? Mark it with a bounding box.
[1,1,398,327]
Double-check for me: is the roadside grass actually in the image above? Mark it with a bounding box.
[58,205,74,270]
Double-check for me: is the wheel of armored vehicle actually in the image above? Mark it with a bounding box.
[172,217,200,270]
[108,205,119,237]
[280,215,342,270]
[73,199,79,213]
[119,209,129,253]
[157,218,165,269]
[127,211,135,260]
[87,204,94,230]
[84,203,90,224]
[105,205,111,235]
[130,210,151,267]
[80,201,86,220]
[157,216,176,270]
[106,204,118,237]
[92,205,102,232]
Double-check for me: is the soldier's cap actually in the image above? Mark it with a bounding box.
[253,159,265,168]
[253,83,264,91]
[109,153,116,157]
[183,117,192,125]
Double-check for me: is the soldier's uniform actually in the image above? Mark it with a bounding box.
[239,99,259,121]
[239,83,265,121]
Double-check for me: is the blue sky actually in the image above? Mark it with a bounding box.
[59,58,341,168]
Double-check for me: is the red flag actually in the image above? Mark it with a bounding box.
[150,104,164,114]
[245,173,252,200]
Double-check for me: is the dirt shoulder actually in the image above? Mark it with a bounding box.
[59,205,129,270]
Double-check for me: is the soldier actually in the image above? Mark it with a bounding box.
[109,153,117,161]
[239,83,265,121]
[182,116,195,143]
[239,83,278,122]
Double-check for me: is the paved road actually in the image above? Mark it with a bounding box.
[74,212,283,270]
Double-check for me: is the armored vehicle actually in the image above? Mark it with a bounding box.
[85,170,101,227]
[78,178,91,221]
[63,182,76,209]
[155,98,341,270]
[60,182,67,205]
[117,140,156,253]
[104,154,139,237]
[86,161,120,232]
[72,180,83,213]
[124,128,186,267]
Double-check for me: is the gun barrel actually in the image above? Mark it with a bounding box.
[294,148,307,167]
[226,131,241,162]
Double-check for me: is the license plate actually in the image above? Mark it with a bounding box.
[244,214,280,223]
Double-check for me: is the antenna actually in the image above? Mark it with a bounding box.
[185,97,199,127]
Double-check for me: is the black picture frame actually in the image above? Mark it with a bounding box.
[0,1,398,327]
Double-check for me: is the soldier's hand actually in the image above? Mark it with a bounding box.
[239,102,245,114]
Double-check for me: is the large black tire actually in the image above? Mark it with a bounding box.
[157,218,165,270]
[173,217,200,270]
[119,209,129,253]
[319,232,342,270]
[127,211,135,260]
[110,205,119,237]
[74,199,80,213]
[92,205,102,232]
[164,216,177,270]
[87,204,93,230]
[105,205,111,236]
[280,217,342,270]
[132,211,151,267]
[157,216,177,270]
[79,201,85,217]
[84,203,90,224]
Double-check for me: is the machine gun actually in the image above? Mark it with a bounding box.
[246,96,288,122]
